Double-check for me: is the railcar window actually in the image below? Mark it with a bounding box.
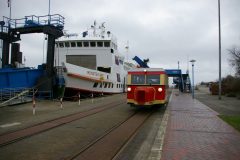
[131,75,145,84]
[146,75,160,84]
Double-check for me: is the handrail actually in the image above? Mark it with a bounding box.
[1,14,64,30]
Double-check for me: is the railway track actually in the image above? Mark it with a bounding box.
[0,99,125,147]
[67,109,154,160]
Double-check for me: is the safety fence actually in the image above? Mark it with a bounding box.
[0,87,52,107]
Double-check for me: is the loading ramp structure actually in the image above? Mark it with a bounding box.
[165,69,191,92]
[0,14,64,76]
[0,14,65,104]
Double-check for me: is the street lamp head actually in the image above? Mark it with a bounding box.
[189,59,196,63]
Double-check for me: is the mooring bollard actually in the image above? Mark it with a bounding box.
[32,96,36,115]
[60,97,63,109]
[78,93,81,105]
[91,93,94,103]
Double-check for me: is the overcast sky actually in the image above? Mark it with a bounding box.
[1,0,240,83]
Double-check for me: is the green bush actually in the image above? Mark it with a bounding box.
[222,75,240,95]
[226,92,236,97]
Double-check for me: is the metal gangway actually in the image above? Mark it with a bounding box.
[1,14,64,33]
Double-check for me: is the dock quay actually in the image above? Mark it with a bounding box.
[0,90,239,160]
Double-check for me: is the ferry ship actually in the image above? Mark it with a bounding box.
[55,21,135,96]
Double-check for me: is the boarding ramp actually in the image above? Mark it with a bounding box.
[0,14,64,76]
[165,69,191,92]
[0,14,65,100]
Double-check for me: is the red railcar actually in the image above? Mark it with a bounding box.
[127,68,168,106]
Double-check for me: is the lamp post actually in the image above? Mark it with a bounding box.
[190,60,196,99]
[218,0,222,100]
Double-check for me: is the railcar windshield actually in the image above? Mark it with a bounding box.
[131,75,145,84]
[131,74,160,85]
[146,75,160,84]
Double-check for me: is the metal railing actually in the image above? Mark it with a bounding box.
[0,87,52,107]
[1,14,64,30]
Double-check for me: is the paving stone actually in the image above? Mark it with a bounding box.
[161,91,240,160]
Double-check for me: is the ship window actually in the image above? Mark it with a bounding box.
[146,75,160,84]
[104,83,108,88]
[77,42,82,47]
[59,43,64,48]
[83,41,89,47]
[93,83,98,88]
[97,67,111,73]
[104,41,110,47]
[111,49,114,53]
[97,41,103,47]
[117,73,121,82]
[108,83,111,88]
[115,56,119,65]
[131,74,145,84]
[112,84,114,88]
[65,42,70,47]
[90,41,96,47]
[112,43,117,50]
[71,42,76,47]
[99,83,102,88]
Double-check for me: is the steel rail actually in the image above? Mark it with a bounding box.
[0,99,124,147]
[69,110,153,160]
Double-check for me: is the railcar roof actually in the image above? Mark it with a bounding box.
[128,68,165,72]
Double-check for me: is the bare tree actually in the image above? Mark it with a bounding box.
[227,46,240,76]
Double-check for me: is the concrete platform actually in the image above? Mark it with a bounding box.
[161,90,240,160]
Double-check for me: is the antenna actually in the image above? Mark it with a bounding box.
[187,55,189,74]
[92,20,97,37]
[125,41,129,62]
[101,22,105,38]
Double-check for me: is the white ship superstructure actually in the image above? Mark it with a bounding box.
[55,22,133,95]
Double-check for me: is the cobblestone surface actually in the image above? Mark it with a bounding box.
[161,91,240,160]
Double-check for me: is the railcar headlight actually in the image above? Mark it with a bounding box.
[127,87,131,92]
[158,87,163,92]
